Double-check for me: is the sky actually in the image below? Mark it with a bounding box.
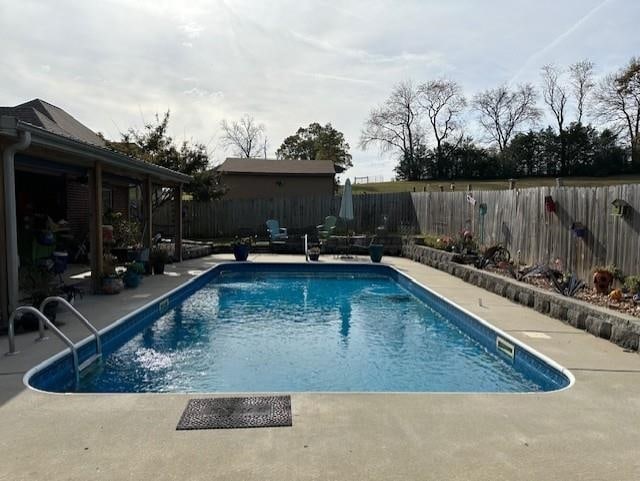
[1,0,639,181]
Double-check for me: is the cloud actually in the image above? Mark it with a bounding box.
[183,88,224,99]
[1,0,639,180]
[178,22,204,39]
[293,71,375,85]
[288,29,443,66]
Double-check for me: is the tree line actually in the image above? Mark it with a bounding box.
[360,57,640,180]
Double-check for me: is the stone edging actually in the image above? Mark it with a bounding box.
[402,244,640,351]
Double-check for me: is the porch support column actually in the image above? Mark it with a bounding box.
[89,162,104,293]
[3,130,31,317]
[143,176,153,249]
[0,149,7,327]
[173,184,183,262]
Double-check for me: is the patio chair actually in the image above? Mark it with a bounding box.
[266,219,288,241]
[317,215,337,240]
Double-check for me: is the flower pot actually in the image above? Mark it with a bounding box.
[369,244,384,263]
[123,271,141,288]
[152,262,165,275]
[593,270,613,294]
[233,244,250,261]
[308,253,320,261]
[102,277,124,295]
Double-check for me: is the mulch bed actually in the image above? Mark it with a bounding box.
[485,266,640,319]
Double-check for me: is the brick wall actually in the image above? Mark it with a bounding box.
[111,185,129,217]
[65,180,89,239]
[65,181,129,239]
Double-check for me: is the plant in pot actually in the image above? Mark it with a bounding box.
[624,275,640,295]
[308,245,321,261]
[623,275,640,304]
[231,237,252,261]
[368,237,384,263]
[101,254,123,294]
[150,248,170,275]
[592,265,622,295]
[123,262,145,288]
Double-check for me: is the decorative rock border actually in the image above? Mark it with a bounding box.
[402,244,640,351]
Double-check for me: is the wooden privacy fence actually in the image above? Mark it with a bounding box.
[410,184,640,280]
[155,184,640,279]
[155,192,417,238]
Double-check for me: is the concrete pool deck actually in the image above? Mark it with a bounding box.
[1,254,639,480]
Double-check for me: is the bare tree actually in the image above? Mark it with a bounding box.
[220,115,266,158]
[472,84,541,152]
[360,80,425,179]
[541,64,569,172]
[541,65,568,133]
[595,57,640,163]
[569,60,595,124]
[417,79,466,176]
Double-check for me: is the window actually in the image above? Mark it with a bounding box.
[102,188,113,212]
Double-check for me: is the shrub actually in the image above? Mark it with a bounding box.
[624,275,640,293]
[231,236,253,247]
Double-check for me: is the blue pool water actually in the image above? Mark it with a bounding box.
[60,268,566,393]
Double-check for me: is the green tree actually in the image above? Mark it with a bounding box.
[277,122,352,171]
[108,111,225,206]
[394,140,429,180]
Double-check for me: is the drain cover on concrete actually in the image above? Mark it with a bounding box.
[176,396,292,430]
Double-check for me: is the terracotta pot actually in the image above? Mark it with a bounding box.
[102,277,124,295]
[593,270,613,294]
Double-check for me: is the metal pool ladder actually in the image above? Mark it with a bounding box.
[6,296,103,385]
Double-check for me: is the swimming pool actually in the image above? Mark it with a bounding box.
[27,263,572,393]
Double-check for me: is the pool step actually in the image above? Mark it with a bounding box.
[79,353,102,372]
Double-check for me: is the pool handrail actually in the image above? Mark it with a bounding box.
[6,306,80,387]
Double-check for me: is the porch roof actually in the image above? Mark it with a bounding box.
[0,116,191,185]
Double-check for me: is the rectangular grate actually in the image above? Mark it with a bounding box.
[496,337,515,359]
[176,396,292,430]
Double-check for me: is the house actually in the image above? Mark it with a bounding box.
[216,157,338,200]
[0,99,190,327]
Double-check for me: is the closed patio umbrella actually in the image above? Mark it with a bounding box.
[339,178,354,222]
[339,179,354,256]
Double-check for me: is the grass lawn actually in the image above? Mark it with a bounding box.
[350,175,640,194]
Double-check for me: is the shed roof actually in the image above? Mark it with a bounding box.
[217,157,337,176]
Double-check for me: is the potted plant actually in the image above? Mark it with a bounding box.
[123,262,144,288]
[150,247,169,275]
[101,254,123,294]
[623,275,640,295]
[369,239,384,263]
[231,237,252,261]
[102,274,124,294]
[308,245,321,261]
[592,265,622,294]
